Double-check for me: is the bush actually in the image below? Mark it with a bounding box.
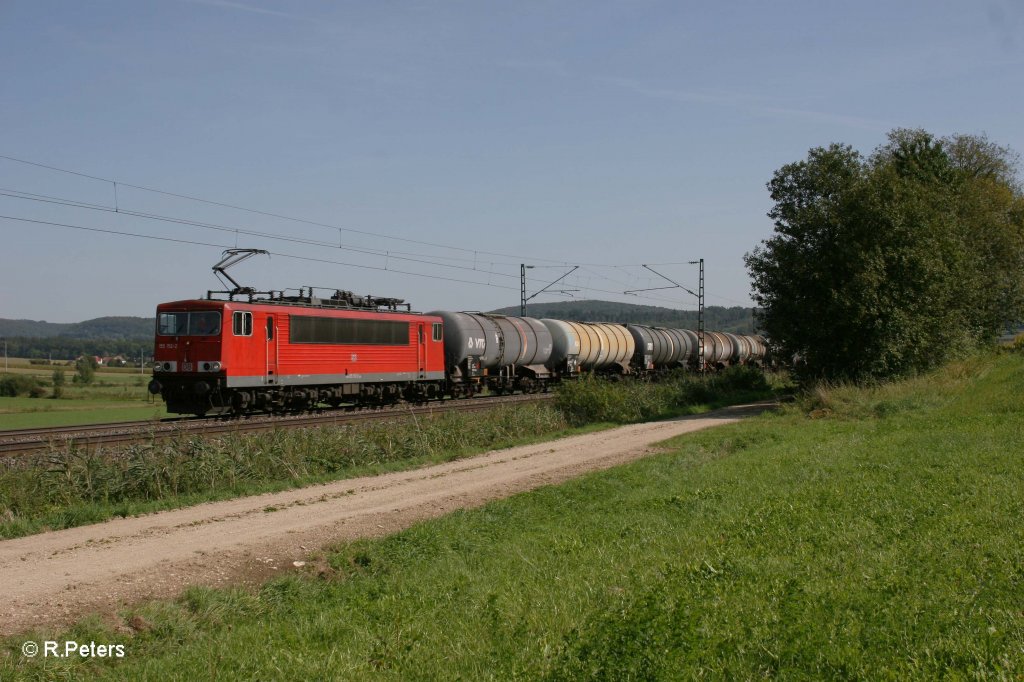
[555,375,678,426]
[73,357,96,385]
[555,368,776,427]
[0,375,44,398]
[711,365,771,392]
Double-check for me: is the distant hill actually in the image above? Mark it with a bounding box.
[0,316,153,340]
[489,300,757,334]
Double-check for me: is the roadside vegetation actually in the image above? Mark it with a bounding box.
[0,368,778,540]
[556,365,778,426]
[2,350,1021,679]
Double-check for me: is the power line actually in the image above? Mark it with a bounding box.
[0,154,112,184]
[0,153,714,269]
[0,154,747,307]
[0,185,720,302]
[0,153,577,266]
[0,187,527,282]
[0,212,720,309]
[0,213,525,291]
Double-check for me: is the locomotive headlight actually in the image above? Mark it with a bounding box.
[210,361,222,371]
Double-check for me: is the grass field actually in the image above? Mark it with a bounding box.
[0,369,772,539]
[2,352,1022,678]
[0,358,165,429]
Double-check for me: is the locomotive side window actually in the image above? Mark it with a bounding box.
[157,312,221,336]
[232,311,253,336]
[432,322,443,342]
[290,316,410,345]
[266,317,274,340]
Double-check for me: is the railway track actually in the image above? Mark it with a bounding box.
[0,394,555,457]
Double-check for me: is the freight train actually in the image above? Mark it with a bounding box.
[149,288,766,416]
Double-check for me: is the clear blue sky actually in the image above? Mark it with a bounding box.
[1,1,1020,322]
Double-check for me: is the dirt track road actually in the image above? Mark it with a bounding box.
[0,402,772,635]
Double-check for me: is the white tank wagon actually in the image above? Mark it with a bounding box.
[701,332,732,366]
[747,335,768,362]
[699,332,768,368]
[663,328,697,365]
[724,333,768,364]
[724,333,748,363]
[428,311,554,394]
[542,320,635,374]
[625,325,767,372]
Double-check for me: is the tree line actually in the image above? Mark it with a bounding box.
[746,129,1024,381]
[0,337,151,363]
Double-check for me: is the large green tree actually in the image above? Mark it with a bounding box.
[746,129,1024,380]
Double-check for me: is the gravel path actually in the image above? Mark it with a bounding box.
[0,401,772,635]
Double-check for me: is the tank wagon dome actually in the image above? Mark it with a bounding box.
[428,311,553,370]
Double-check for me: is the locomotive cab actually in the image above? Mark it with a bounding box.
[150,301,230,415]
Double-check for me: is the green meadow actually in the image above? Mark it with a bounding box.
[0,358,167,429]
[3,353,1023,679]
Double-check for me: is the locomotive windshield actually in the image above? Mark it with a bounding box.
[157,311,221,336]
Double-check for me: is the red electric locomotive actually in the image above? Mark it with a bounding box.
[149,287,446,416]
